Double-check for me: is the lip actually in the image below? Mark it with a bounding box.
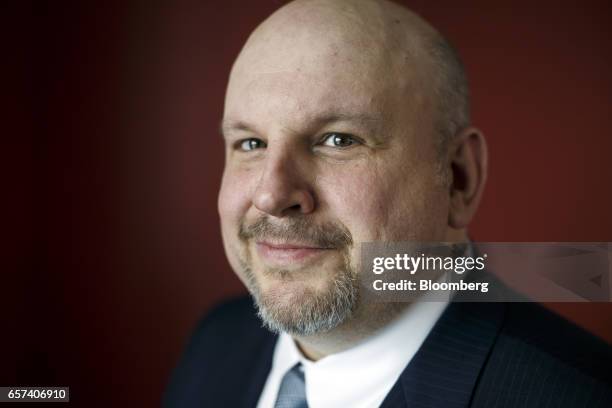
[255,241,334,265]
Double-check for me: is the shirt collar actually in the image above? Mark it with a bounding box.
[271,298,449,408]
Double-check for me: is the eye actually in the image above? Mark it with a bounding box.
[238,138,266,151]
[321,133,358,148]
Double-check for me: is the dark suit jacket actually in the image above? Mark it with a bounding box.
[164,297,611,407]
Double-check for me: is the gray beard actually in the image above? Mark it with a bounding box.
[241,259,359,336]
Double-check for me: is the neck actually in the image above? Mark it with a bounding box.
[446,228,469,243]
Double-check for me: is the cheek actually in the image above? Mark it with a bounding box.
[218,170,254,240]
[219,166,252,211]
[318,163,394,241]
[218,169,257,280]
[319,161,447,244]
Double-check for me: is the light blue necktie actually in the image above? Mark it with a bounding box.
[273,364,308,408]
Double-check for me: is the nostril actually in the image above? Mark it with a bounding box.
[252,180,315,216]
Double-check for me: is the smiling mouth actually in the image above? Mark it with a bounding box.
[255,241,335,265]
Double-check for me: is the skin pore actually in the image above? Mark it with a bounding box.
[218,0,487,360]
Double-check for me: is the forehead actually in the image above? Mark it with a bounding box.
[225,69,393,130]
[224,47,428,136]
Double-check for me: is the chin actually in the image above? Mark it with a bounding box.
[247,266,359,336]
[250,267,322,307]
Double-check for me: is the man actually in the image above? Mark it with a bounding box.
[164,0,611,407]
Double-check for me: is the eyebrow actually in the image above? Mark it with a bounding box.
[220,120,241,138]
[220,113,384,138]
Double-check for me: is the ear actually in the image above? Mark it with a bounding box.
[447,127,488,229]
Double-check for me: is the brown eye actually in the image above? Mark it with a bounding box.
[239,138,266,151]
[322,133,357,148]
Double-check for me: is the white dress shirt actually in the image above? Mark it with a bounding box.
[256,298,450,408]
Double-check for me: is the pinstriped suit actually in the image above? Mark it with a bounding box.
[164,296,611,408]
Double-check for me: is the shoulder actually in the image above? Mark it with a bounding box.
[193,295,264,341]
[499,303,611,373]
[473,302,612,407]
[174,295,273,363]
[163,296,276,408]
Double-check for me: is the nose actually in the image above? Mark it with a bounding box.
[252,148,315,217]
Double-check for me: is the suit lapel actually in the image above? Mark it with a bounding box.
[380,301,506,408]
[241,333,278,408]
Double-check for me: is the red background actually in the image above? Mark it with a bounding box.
[15,0,612,406]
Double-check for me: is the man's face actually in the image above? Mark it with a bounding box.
[218,19,450,335]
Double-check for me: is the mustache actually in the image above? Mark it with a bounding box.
[238,216,353,249]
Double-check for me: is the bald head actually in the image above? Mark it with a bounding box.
[227,0,469,153]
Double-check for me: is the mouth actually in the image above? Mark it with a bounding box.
[255,241,335,265]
